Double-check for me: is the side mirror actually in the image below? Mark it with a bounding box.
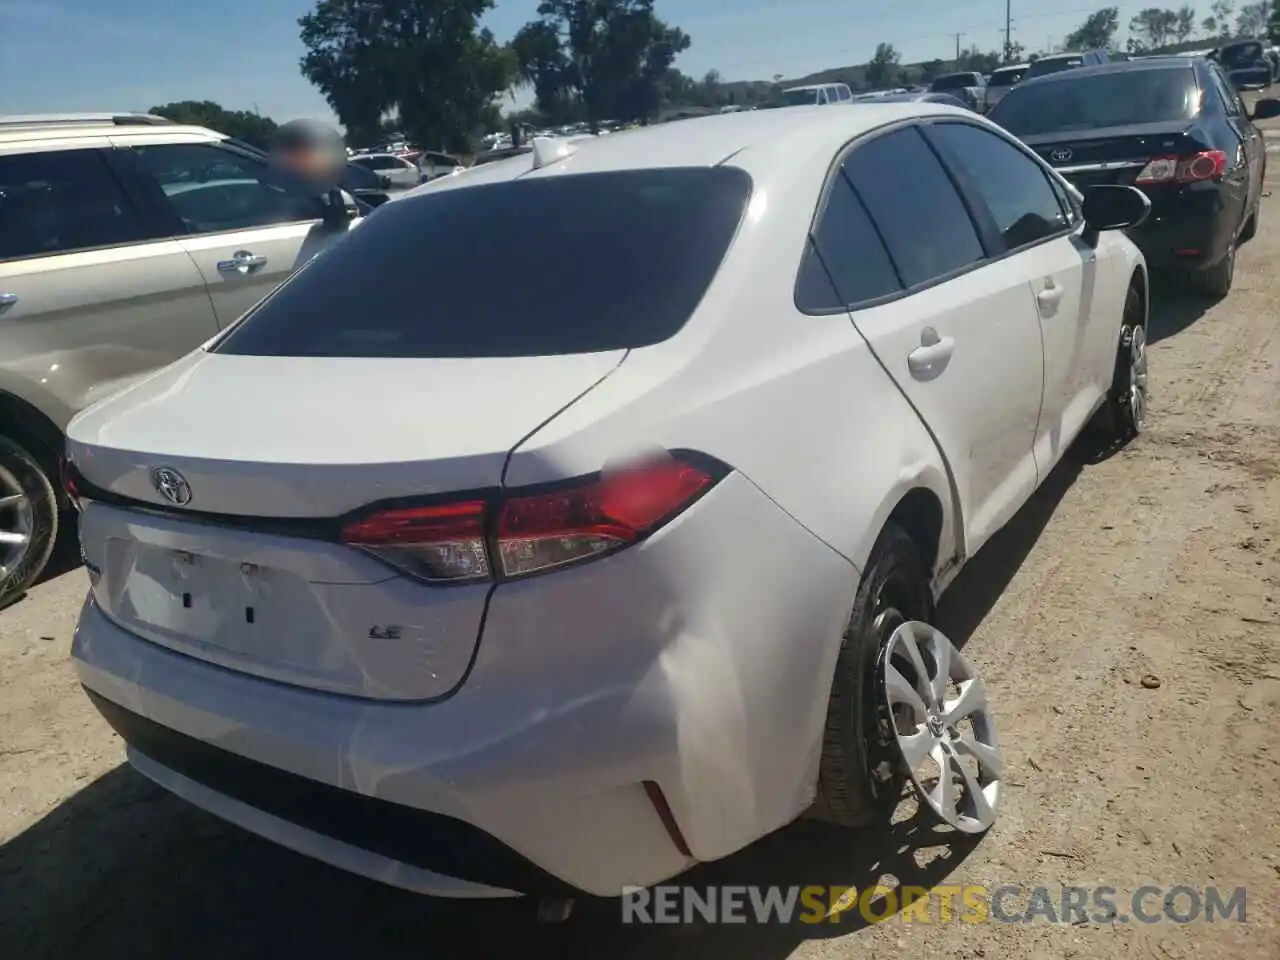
[1082,185,1151,233]
[1252,97,1280,121]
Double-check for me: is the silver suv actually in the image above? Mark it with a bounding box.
[0,113,357,602]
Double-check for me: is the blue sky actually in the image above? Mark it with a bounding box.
[2,0,1169,122]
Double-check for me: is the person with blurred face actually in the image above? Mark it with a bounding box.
[268,118,347,193]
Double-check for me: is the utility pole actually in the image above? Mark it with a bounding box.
[953,32,965,61]
[1003,0,1012,61]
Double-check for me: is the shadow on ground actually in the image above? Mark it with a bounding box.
[1146,281,1213,345]
[1,433,1106,959]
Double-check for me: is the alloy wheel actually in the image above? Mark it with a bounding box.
[0,464,34,582]
[881,621,1002,833]
[1128,323,1148,432]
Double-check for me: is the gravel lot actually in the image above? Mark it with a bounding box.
[3,148,1280,959]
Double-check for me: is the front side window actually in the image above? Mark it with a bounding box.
[127,143,321,235]
[927,122,1070,252]
[213,167,752,358]
[0,150,147,262]
[841,127,985,288]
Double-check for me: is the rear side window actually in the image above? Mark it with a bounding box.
[989,68,1027,87]
[797,173,901,310]
[213,167,751,358]
[991,68,1197,135]
[842,127,985,288]
[0,150,148,262]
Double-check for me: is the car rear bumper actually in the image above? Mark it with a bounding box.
[1125,193,1235,270]
[73,470,858,897]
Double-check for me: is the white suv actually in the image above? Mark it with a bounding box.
[0,113,357,602]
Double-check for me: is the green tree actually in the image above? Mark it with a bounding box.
[865,41,900,89]
[958,48,1001,73]
[513,1,692,129]
[1175,5,1198,41]
[1236,1,1269,34]
[298,0,515,154]
[150,101,279,149]
[1063,6,1120,50]
[1130,8,1179,48]
[1203,0,1234,34]
[919,58,946,82]
[1268,0,1280,42]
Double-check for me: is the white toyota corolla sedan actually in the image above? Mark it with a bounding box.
[66,104,1150,910]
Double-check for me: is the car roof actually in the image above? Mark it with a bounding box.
[401,103,975,197]
[0,113,223,148]
[1019,57,1196,88]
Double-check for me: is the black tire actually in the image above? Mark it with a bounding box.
[1185,241,1235,299]
[1094,284,1149,447]
[0,436,59,606]
[815,522,933,826]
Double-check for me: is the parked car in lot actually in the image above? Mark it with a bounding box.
[988,57,1278,297]
[67,102,1152,907]
[1209,39,1273,90]
[780,82,854,105]
[0,112,361,603]
[414,150,465,181]
[349,151,422,189]
[854,91,971,109]
[1025,49,1111,81]
[929,71,988,111]
[984,62,1031,112]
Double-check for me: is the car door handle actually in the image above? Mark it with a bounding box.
[216,251,268,275]
[1037,285,1064,309]
[907,329,955,380]
[0,292,17,314]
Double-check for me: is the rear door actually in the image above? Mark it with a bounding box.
[109,134,347,327]
[828,124,1045,552]
[925,120,1114,471]
[0,145,218,421]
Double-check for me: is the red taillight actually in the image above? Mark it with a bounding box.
[497,459,716,578]
[340,500,490,583]
[59,456,81,509]
[339,455,721,584]
[1134,150,1227,185]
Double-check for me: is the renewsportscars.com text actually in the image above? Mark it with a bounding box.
[620,884,1248,925]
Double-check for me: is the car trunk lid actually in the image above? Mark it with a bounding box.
[67,348,622,701]
[1023,122,1208,189]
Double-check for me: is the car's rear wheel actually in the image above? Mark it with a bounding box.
[815,522,932,826]
[0,436,58,606]
[1186,241,1235,299]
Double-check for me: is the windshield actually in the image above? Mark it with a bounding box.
[212,168,752,358]
[781,88,819,106]
[932,74,974,90]
[1026,56,1085,78]
[989,67,1196,136]
[989,67,1028,86]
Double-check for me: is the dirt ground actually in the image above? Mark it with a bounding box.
[3,155,1280,960]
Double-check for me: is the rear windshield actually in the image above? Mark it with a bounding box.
[989,67,1028,86]
[212,167,752,358]
[1219,42,1263,68]
[781,88,819,105]
[989,67,1197,136]
[932,74,975,90]
[1027,56,1085,78]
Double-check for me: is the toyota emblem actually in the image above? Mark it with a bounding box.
[151,467,192,505]
[1050,147,1073,163]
